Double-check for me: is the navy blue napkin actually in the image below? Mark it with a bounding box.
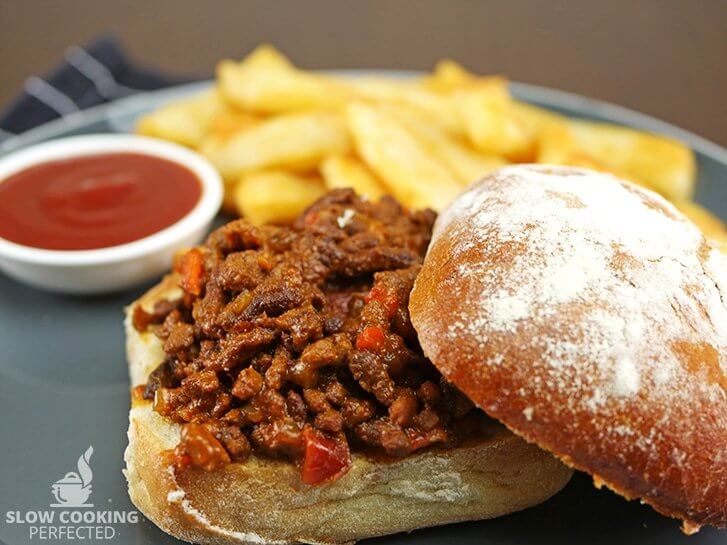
[0,36,194,144]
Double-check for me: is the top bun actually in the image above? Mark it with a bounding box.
[409,165,727,532]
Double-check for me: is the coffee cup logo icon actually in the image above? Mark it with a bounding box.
[50,446,93,507]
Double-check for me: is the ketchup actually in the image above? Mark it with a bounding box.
[0,153,202,250]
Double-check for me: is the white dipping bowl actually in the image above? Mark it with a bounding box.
[0,134,223,294]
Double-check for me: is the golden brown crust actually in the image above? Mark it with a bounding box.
[124,274,572,545]
[410,165,727,533]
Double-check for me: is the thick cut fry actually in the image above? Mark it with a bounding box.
[238,44,293,70]
[567,121,696,201]
[320,155,386,199]
[510,100,567,132]
[200,112,350,180]
[221,178,241,215]
[346,102,461,211]
[136,90,226,148]
[206,109,260,142]
[424,59,475,93]
[343,77,463,136]
[383,104,506,186]
[674,200,727,252]
[217,50,349,113]
[235,171,325,225]
[201,111,261,169]
[536,123,660,193]
[454,80,536,161]
[138,44,702,228]
[537,121,696,200]
[536,122,576,164]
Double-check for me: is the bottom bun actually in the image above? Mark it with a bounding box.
[124,276,572,545]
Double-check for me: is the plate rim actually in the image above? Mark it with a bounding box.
[1,69,726,167]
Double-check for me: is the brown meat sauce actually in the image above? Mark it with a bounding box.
[135,190,489,483]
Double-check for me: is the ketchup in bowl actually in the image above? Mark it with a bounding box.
[0,152,202,251]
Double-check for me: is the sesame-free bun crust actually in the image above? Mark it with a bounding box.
[410,165,727,533]
[124,274,572,545]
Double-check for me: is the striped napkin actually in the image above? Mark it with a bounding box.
[0,36,193,145]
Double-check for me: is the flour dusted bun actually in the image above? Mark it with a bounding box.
[124,275,572,545]
[409,165,727,533]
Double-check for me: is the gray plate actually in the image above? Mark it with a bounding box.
[1,72,725,545]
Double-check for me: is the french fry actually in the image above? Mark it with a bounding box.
[201,112,261,182]
[536,123,660,193]
[346,102,461,211]
[206,109,260,143]
[537,120,696,200]
[510,100,568,132]
[138,45,705,229]
[453,80,536,161]
[320,155,386,200]
[344,77,462,136]
[221,178,240,215]
[235,171,325,225]
[200,112,351,180]
[567,121,696,201]
[237,43,293,70]
[136,90,226,148]
[217,47,349,114]
[674,200,727,252]
[383,104,506,186]
[536,122,576,164]
[424,59,475,93]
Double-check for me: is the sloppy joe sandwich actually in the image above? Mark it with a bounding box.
[124,189,572,545]
[410,165,727,534]
[125,165,727,543]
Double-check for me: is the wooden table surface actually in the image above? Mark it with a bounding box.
[0,0,725,146]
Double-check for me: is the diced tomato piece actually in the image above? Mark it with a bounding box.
[383,294,399,319]
[304,211,319,226]
[365,285,399,319]
[301,428,351,485]
[174,453,193,469]
[178,248,205,296]
[176,423,230,471]
[131,384,146,402]
[356,326,386,351]
[364,285,384,303]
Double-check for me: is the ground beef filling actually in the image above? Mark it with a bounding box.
[135,189,486,484]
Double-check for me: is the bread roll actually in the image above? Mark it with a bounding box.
[124,275,572,545]
[410,165,727,533]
